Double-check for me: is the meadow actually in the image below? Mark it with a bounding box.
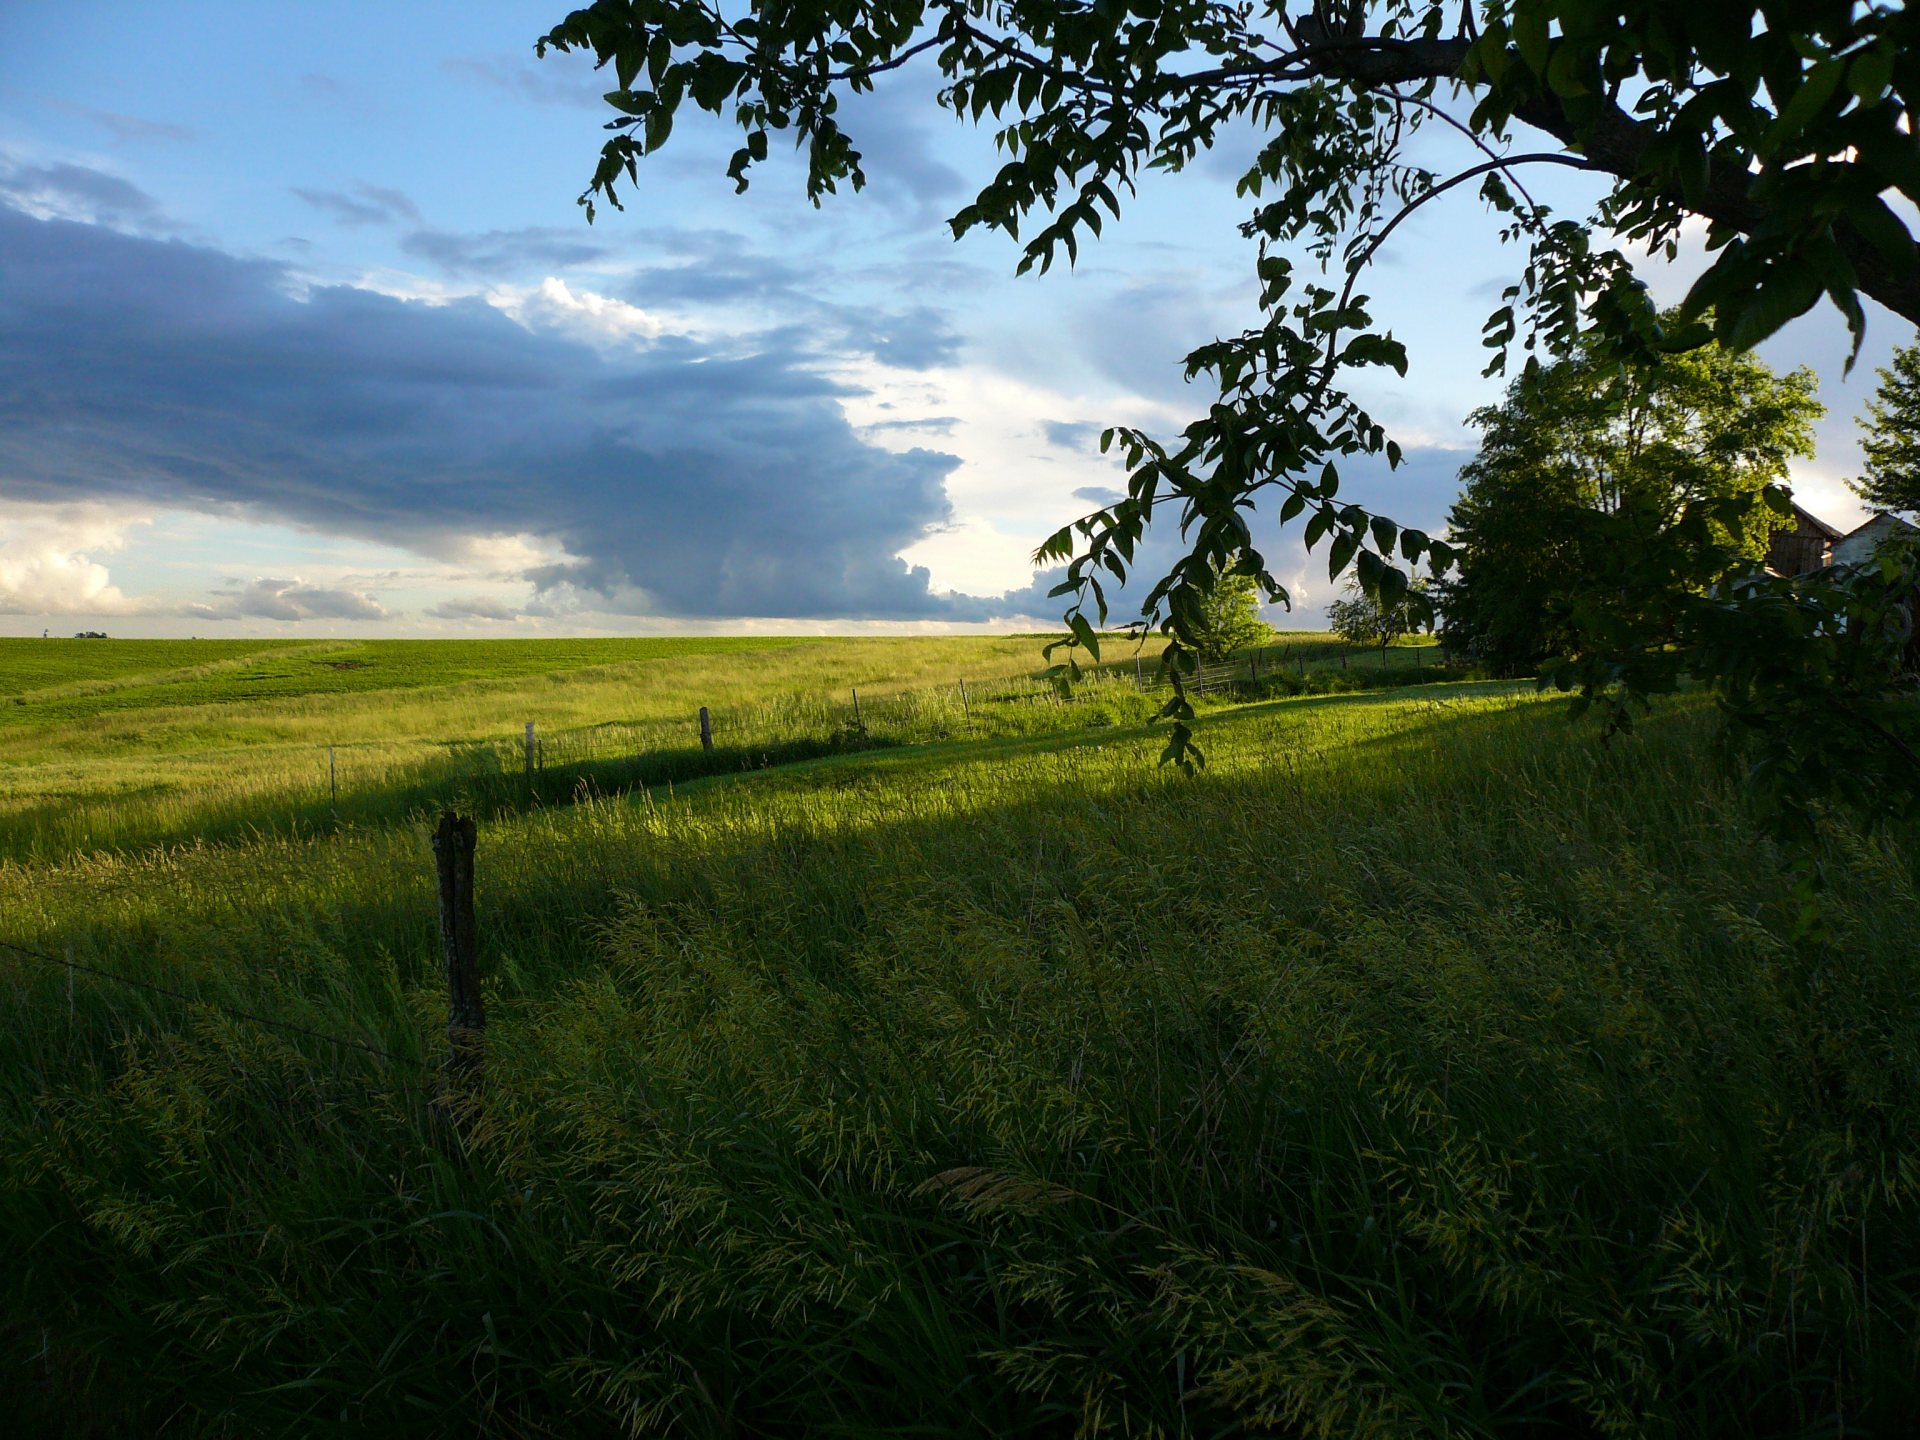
[2,635,1913,1436]
[0,632,1434,862]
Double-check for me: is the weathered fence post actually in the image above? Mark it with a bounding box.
[852,687,863,729]
[431,812,484,1093]
[1341,646,1349,671]
[328,746,337,806]
[1135,655,1144,688]
[1251,649,1260,684]
[698,706,714,753]
[523,721,536,779]
[958,677,971,724]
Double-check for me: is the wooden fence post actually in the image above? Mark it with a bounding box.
[328,746,337,806]
[1135,655,1144,688]
[432,812,484,1092]
[852,687,863,729]
[958,677,971,724]
[698,706,714,753]
[1251,649,1260,684]
[523,721,536,779]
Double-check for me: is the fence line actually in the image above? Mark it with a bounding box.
[4,645,1452,853]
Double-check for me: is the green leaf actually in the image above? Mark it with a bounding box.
[1328,529,1359,581]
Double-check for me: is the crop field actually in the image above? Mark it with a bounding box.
[2,636,1914,1436]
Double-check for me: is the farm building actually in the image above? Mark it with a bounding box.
[1766,503,1842,576]
[1833,510,1920,567]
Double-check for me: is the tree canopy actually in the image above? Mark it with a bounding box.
[1187,564,1273,661]
[1853,343,1920,515]
[538,0,1920,803]
[1441,334,1820,671]
[1326,574,1429,652]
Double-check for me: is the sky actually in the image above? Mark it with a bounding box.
[0,1,1909,638]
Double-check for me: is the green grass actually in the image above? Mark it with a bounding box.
[2,658,1914,1436]
[0,633,1446,863]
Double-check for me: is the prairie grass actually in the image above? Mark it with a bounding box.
[0,634,1440,862]
[2,675,1914,1435]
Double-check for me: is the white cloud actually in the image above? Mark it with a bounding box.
[490,277,668,348]
[0,502,149,614]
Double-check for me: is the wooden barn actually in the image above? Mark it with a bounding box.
[1766,502,1842,576]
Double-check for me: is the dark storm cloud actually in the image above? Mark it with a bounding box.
[0,205,1028,621]
[0,159,171,230]
[837,304,963,370]
[400,225,611,277]
[293,183,422,228]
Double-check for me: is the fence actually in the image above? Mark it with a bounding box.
[2,809,500,1126]
[0,643,1454,863]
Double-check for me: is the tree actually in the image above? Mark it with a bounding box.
[1326,574,1429,655]
[1440,335,1821,672]
[539,0,1920,809]
[1853,344,1920,515]
[1188,565,1273,662]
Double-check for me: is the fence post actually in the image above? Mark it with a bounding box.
[698,706,714,753]
[328,745,337,806]
[431,812,484,1093]
[523,722,536,779]
[958,677,971,724]
[1251,649,1260,684]
[852,687,863,729]
[1341,646,1349,671]
[1135,655,1144,688]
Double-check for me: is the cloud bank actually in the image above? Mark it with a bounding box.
[0,200,1042,622]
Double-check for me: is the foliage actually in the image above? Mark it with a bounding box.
[6,687,1918,1434]
[1853,342,1920,514]
[540,0,1920,778]
[1440,334,1821,672]
[1187,564,1273,661]
[1325,573,1431,650]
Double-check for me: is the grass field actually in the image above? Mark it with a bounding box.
[2,636,1913,1435]
[0,632,1440,862]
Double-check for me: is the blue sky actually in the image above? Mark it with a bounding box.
[0,1,1905,637]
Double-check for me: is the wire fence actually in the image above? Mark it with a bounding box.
[0,642,1448,1098]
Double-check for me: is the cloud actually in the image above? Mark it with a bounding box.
[1044,420,1104,451]
[443,53,607,109]
[835,304,963,370]
[0,158,171,231]
[186,578,390,622]
[1070,485,1124,506]
[861,416,960,435]
[0,204,1032,621]
[425,596,523,622]
[42,99,196,146]
[401,225,609,277]
[293,183,422,228]
[0,503,148,615]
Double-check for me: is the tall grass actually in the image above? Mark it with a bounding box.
[1,631,1445,863]
[3,684,1914,1434]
